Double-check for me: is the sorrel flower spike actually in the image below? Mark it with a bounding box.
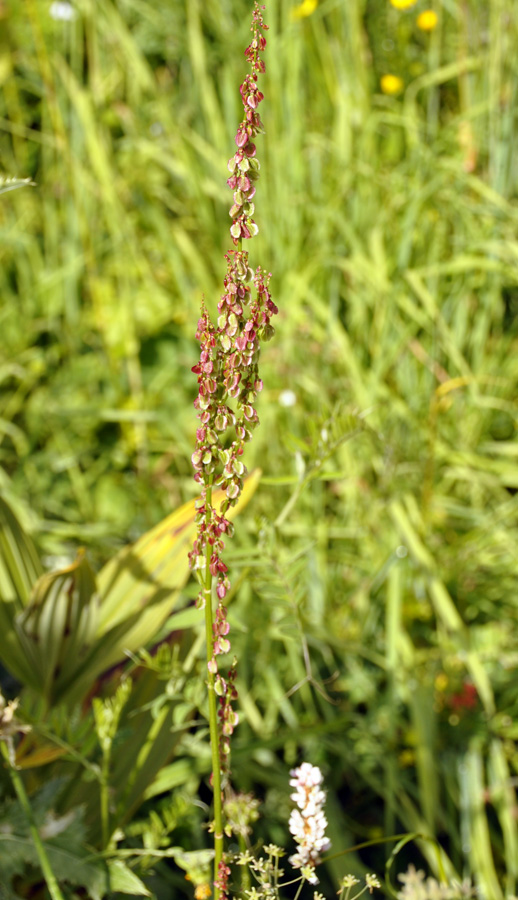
[189,1,276,638]
[189,7,275,891]
[228,5,267,244]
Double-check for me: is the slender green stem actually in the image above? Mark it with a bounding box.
[274,426,363,529]
[204,484,224,897]
[0,741,66,900]
[100,747,110,849]
[293,876,306,900]
[238,833,251,893]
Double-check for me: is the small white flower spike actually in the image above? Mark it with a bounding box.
[288,762,331,879]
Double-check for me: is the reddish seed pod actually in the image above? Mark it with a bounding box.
[190,5,275,731]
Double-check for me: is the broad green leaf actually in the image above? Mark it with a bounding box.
[0,790,113,900]
[97,471,261,628]
[169,847,214,885]
[0,495,42,605]
[61,660,199,840]
[18,550,99,701]
[0,473,260,706]
[94,470,261,669]
[142,758,195,800]
[106,860,151,897]
[16,742,67,769]
[0,596,37,687]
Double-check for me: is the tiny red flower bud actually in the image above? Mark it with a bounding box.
[235,125,249,147]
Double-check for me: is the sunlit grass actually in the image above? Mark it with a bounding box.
[0,0,518,895]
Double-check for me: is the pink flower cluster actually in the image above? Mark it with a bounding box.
[288,763,331,873]
[214,860,231,900]
[189,6,276,796]
[227,5,267,244]
[189,259,277,610]
[189,2,276,690]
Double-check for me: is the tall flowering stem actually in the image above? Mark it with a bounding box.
[189,4,276,896]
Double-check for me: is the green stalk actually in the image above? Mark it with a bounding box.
[203,483,224,897]
[293,876,306,900]
[238,834,251,893]
[100,744,110,850]
[0,742,66,900]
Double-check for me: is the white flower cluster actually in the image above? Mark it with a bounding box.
[397,865,477,899]
[288,762,331,876]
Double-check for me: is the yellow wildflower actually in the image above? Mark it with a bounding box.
[390,0,417,9]
[291,0,318,19]
[417,9,438,30]
[435,672,449,692]
[194,885,212,900]
[380,74,404,95]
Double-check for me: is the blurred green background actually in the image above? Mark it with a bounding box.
[1,0,518,896]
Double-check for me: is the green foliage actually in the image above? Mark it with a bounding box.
[0,778,150,899]
[0,474,257,707]
[1,0,518,898]
[0,641,209,897]
[0,481,257,896]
